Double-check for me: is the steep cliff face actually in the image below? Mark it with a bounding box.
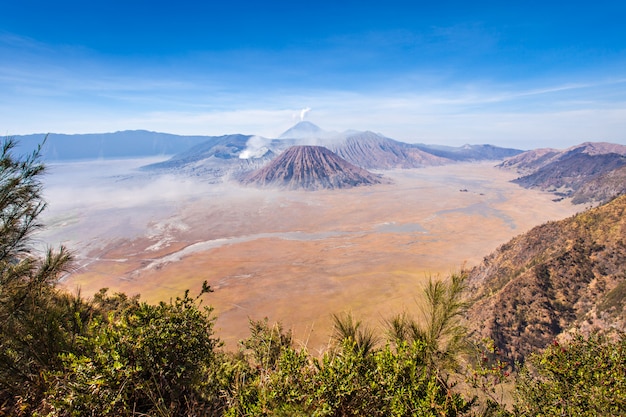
[466,195,626,364]
[240,145,386,190]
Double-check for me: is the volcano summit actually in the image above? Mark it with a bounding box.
[240,145,385,190]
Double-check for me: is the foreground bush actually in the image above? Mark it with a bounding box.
[515,333,626,416]
[42,288,225,417]
[225,288,475,417]
[0,139,75,415]
[227,339,473,416]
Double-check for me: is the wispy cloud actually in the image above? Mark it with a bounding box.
[3,76,626,150]
[2,28,626,149]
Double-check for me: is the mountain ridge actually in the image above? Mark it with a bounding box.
[15,124,626,201]
[499,142,626,204]
[13,130,210,161]
[413,143,523,161]
[141,123,527,175]
[325,131,450,169]
[12,124,526,166]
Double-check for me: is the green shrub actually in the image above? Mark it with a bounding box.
[43,289,225,417]
[514,333,626,416]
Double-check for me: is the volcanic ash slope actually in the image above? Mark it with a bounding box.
[240,145,387,190]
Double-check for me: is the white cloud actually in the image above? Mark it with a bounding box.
[5,86,625,150]
[2,31,626,149]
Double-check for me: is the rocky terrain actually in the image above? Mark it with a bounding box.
[240,145,385,190]
[466,194,626,364]
[571,165,626,204]
[140,134,279,181]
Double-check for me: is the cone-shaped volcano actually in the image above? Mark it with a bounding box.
[279,121,326,139]
[241,145,385,190]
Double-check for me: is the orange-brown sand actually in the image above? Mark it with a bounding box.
[53,163,580,351]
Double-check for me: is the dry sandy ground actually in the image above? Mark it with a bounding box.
[39,161,581,352]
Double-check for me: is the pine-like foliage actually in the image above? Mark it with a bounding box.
[0,137,74,415]
[386,273,470,373]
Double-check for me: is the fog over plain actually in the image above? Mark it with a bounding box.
[38,156,225,252]
[36,156,581,350]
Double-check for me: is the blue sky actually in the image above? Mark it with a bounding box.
[1,1,625,149]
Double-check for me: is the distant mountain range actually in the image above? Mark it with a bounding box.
[412,143,523,161]
[10,122,523,164]
[12,130,209,161]
[138,122,524,182]
[326,131,449,169]
[11,124,626,201]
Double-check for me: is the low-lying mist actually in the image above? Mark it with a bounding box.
[43,157,214,211]
[38,157,242,255]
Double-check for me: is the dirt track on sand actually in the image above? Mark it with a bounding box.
[47,162,580,351]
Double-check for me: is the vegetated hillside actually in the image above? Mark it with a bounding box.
[326,131,449,169]
[466,195,626,364]
[240,145,385,190]
[500,142,626,204]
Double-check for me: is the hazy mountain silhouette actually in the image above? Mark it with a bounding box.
[413,143,523,161]
[13,130,209,161]
[279,121,329,139]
